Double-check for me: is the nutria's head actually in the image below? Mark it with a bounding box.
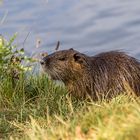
[40,48,90,82]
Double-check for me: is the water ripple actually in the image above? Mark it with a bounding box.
[0,0,140,58]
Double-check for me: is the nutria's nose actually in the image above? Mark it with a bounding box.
[40,60,45,65]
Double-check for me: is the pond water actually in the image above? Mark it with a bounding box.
[0,0,140,58]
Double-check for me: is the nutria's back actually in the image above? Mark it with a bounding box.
[40,49,140,100]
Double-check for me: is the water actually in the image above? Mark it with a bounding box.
[1,0,140,58]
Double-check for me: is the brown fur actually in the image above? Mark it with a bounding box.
[40,49,140,100]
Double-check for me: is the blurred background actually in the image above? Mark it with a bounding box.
[0,0,140,57]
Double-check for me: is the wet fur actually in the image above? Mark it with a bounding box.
[41,49,140,100]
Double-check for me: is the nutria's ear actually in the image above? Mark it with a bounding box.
[73,53,84,64]
[69,48,74,51]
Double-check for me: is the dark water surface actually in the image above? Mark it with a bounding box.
[1,0,140,57]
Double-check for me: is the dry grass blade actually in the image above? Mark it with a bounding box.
[36,38,41,48]
[0,10,8,25]
[55,41,60,51]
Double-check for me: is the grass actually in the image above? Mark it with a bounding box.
[0,74,140,140]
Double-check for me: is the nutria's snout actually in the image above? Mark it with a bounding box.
[40,56,51,70]
[40,60,45,65]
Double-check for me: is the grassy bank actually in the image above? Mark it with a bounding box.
[0,74,140,140]
[0,36,140,140]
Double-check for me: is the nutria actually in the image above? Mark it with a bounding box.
[40,48,140,100]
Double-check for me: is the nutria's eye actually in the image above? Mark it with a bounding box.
[58,57,66,61]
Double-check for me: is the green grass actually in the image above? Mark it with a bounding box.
[0,74,140,140]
